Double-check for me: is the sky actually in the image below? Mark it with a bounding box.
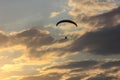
[0,0,120,80]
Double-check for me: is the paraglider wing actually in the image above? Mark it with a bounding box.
[56,20,78,27]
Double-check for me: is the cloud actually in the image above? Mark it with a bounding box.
[0,1,120,79]
[100,61,120,69]
[66,76,86,80]
[1,64,40,75]
[50,12,61,18]
[0,28,54,48]
[0,31,9,47]
[50,7,67,18]
[69,25,120,55]
[68,0,117,17]
[20,73,63,80]
[89,6,120,29]
[88,74,118,80]
[0,28,75,63]
[67,0,120,31]
[0,46,24,67]
[7,28,58,60]
[65,5,120,56]
[19,60,120,80]
[11,28,54,47]
[47,60,98,70]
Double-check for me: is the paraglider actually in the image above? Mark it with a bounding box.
[56,19,78,40]
[56,19,78,27]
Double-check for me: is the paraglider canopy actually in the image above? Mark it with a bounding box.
[55,19,78,40]
[56,19,78,27]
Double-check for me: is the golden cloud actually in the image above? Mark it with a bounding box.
[18,60,120,80]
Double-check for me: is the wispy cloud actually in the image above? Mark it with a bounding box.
[19,60,120,80]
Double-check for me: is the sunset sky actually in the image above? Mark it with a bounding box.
[0,0,120,80]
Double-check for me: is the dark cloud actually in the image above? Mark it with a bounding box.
[68,6,120,56]
[11,28,56,58]
[67,77,80,80]
[100,61,120,69]
[66,76,85,80]
[20,73,62,80]
[47,60,98,70]
[70,25,120,55]
[89,6,120,29]
[0,28,60,60]
[0,28,54,48]
[0,32,9,47]
[88,74,118,80]
[12,28,54,47]
[0,28,72,60]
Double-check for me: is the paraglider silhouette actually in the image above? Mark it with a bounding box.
[65,36,67,39]
[56,19,78,27]
[56,19,78,39]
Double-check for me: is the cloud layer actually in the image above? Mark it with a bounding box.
[70,25,120,55]
[66,2,120,55]
[19,60,120,80]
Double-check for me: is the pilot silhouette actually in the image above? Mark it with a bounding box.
[65,36,67,39]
